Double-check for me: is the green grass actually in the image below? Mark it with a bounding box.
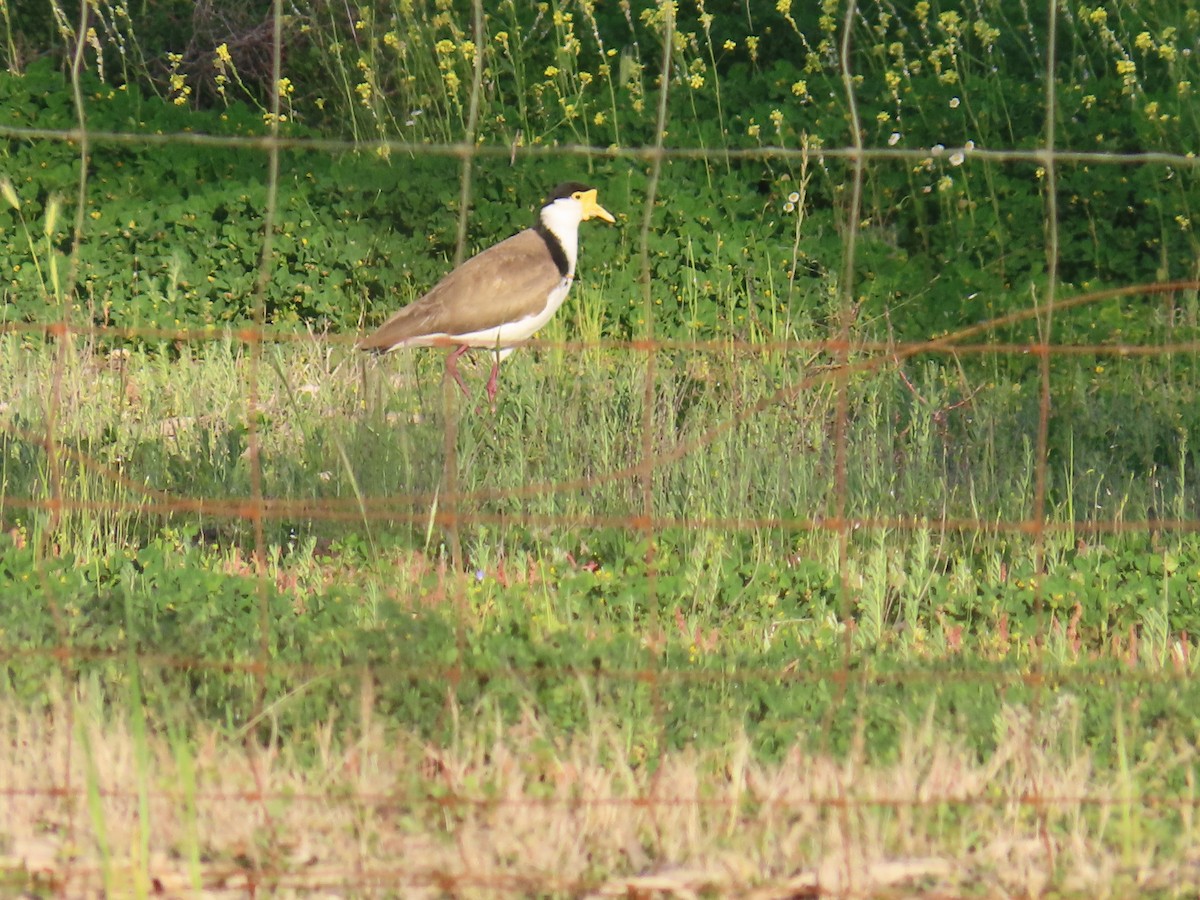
[1,334,1199,746]
[2,250,1200,900]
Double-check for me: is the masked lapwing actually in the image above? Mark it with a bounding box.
[359,182,616,403]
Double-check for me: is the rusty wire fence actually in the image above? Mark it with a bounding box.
[4,0,1200,895]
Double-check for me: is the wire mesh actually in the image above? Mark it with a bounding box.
[3,0,1200,894]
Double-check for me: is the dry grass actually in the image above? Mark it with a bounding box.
[2,686,1195,899]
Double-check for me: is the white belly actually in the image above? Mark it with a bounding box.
[412,276,573,355]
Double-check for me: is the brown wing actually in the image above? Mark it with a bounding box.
[359,229,563,350]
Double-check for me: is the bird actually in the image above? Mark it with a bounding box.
[359,182,616,404]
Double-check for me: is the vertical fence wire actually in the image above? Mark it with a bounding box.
[52,0,96,889]
[830,1,868,877]
[243,0,286,733]
[1027,0,1065,865]
[639,0,674,810]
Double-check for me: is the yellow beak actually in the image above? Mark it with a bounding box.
[579,188,616,223]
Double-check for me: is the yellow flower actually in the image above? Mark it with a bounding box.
[973,21,1000,47]
[723,39,735,51]
[215,43,232,65]
[747,122,760,137]
[689,73,704,89]
[791,80,807,97]
[544,65,560,77]
[1134,31,1153,52]
[937,10,961,33]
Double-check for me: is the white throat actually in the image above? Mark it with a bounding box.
[539,200,582,275]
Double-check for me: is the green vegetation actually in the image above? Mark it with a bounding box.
[5,1,1200,341]
[2,0,1200,895]
[0,333,1198,893]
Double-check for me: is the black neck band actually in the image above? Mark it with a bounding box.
[534,222,571,277]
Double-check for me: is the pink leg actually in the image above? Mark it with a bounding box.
[445,345,471,397]
[485,357,501,406]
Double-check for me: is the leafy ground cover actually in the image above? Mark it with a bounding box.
[4,1,1200,343]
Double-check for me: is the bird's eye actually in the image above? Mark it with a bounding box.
[571,191,583,200]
